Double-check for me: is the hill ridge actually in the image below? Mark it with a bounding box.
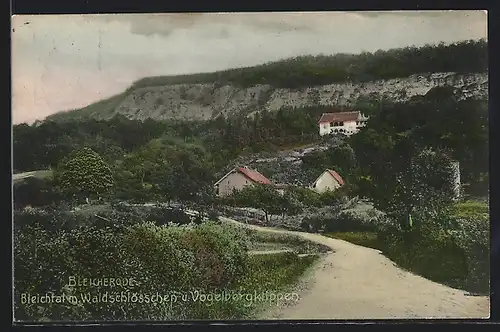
[44,39,488,123]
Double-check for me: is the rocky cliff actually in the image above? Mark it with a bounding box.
[47,72,487,123]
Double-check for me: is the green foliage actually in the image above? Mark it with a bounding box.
[281,189,305,216]
[231,184,284,222]
[301,141,359,183]
[14,205,323,321]
[351,114,459,229]
[14,177,63,209]
[230,252,318,318]
[54,147,114,201]
[244,229,330,254]
[317,188,352,206]
[325,232,381,250]
[284,186,321,207]
[447,204,489,293]
[202,107,325,162]
[452,200,489,220]
[14,210,247,321]
[12,39,490,306]
[112,138,216,206]
[324,199,489,295]
[13,116,169,172]
[377,222,470,291]
[350,93,488,198]
[372,199,489,294]
[115,39,487,91]
[43,40,487,126]
[301,205,382,233]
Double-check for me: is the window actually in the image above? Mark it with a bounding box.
[323,124,328,129]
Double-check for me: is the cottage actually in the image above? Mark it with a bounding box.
[318,111,368,136]
[310,169,345,193]
[214,166,272,197]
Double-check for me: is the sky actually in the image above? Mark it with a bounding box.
[11,11,488,124]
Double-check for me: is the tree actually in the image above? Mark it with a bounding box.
[351,94,488,198]
[167,146,216,205]
[368,148,456,230]
[14,177,61,209]
[232,184,283,223]
[317,187,350,207]
[280,189,305,219]
[284,185,320,207]
[54,147,114,203]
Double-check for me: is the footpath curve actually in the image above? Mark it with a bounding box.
[220,216,490,320]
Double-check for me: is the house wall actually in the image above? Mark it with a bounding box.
[217,171,253,196]
[319,122,331,136]
[312,172,341,193]
[319,119,366,136]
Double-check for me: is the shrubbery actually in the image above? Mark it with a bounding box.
[300,204,385,233]
[14,205,323,321]
[377,222,469,286]
[304,198,489,294]
[14,205,252,321]
[375,205,489,294]
[13,178,64,209]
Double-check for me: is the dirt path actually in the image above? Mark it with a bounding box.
[221,217,490,320]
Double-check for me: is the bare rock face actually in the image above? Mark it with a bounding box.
[71,72,489,121]
[266,72,487,111]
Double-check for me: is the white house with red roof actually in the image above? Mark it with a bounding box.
[310,169,345,193]
[318,111,368,136]
[214,166,272,197]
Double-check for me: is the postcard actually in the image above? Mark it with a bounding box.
[11,11,489,323]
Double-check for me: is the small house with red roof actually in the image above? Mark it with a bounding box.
[310,169,345,193]
[318,111,368,136]
[214,166,272,197]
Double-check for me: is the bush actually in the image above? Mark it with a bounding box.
[376,212,489,294]
[452,200,489,220]
[14,212,251,321]
[14,205,149,234]
[144,206,193,225]
[448,215,489,293]
[300,205,384,233]
[14,178,64,209]
[207,210,220,222]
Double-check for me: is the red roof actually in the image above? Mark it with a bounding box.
[326,169,345,186]
[237,167,272,185]
[318,111,360,123]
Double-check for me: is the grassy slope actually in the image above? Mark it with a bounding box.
[45,40,487,123]
[46,93,127,122]
[233,253,319,319]
[325,232,381,250]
